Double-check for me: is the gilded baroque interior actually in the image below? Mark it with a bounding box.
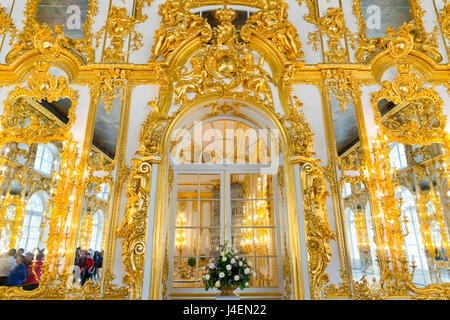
[0,0,449,300]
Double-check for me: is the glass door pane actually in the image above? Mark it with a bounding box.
[172,173,221,288]
[229,173,278,288]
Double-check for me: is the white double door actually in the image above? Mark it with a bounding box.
[168,166,283,296]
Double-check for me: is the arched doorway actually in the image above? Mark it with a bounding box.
[164,101,287,299]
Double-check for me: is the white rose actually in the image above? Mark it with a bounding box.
[247,261,252,267]
[244,268,250,274]
[222,256,227,262]
[234,275,239,281]
[204,274,210,280]
[215,280,221,287]
[219,272,225,278]
[230,258,235,264]
[209,263,215,269]
[221,251,225,256]
[216,247,219,251]
[245,282,249,287]
[226,264,232,271]
[239,261,243,266]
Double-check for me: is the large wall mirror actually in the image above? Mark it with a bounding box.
[372,65,450,289]
[359,0,412,39]
[36,0,90,40]
[328,90,381,284]
[72,180,111,288]
[0,63,79,298]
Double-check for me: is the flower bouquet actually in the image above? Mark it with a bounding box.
[202,240,255,296]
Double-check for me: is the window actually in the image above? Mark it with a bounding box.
[171,173,279,289]
[0,206,16,251]
[96,183,110,201]
[89,210,104,251]
[34,144,54,175]
[345,208,361,272]
[19,193,45,252]
[389,143,408,170]
[396,186,430,285]
[343,183,352,198]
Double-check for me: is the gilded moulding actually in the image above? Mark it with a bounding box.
[6,0,99,64]
[308,6,351,63]
[323,68,361,114]
[1,60,78,143]
[371,63,448,146]
[116,157,153,300]
[438,1,450,55]
[300,161,336,299]
[0,5,16,37]
[318,80,353,299]
[96,3,152,63]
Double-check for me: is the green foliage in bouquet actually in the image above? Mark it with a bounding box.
[202,240,256,291]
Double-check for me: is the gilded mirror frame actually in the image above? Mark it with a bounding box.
[352,0,441,63]
[5,0,99,64]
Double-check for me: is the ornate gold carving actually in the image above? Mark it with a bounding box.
[438,2,450,53]
[241,0,304,60]
[324,69,361,114]
[338,142,365,172]
[137,98,173,157]
[308,7,350,62]
[89,66,127,114]
[96,4,151,63]
[116,158,152,299]
[173,7,274,107]
[278,96,314,157]
[88,146,117,174]
[282,235,292,300]
[1,61,78,143]
[324,281,351,299]
[371,64,448,146]
[102,272,129,299]
[150,0,212,60]
[352,0,441,63]
[301,161,336,299]
[6,0,98,63]
[0,5,16,36]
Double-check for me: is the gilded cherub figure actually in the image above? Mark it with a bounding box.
[241,52,273,104]
[174,54,208,105]
[244,0,304,60]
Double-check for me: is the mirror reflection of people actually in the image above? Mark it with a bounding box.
[25,252,33,266]
[81,252,94,286]
[0,249,16,286]
[93,251,103,283]
[15,248,24,259]
[73,247,82,284]
[23,250,44,291]
[7,255,26,287]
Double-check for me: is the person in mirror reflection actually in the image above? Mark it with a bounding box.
[81,252,94,286]
[77,250,87,283]
[0,249,17,286]
[93,251,103,283]
[7,255,26,286]
[73,247,82,284]
[23,251,44,291]
[25,252,33,266]
[15,248,24,259]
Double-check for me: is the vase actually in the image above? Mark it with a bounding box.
[218,286,238,296]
